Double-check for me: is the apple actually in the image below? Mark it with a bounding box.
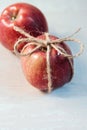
[20,34,73,92]
[0,3,48,51]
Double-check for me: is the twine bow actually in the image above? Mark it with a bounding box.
[13,26,84,92]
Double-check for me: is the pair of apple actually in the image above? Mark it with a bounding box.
[0,3,73,92]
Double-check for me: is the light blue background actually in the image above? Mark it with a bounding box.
[0,0,87,130]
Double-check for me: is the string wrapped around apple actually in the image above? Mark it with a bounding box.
[13,26,84,93]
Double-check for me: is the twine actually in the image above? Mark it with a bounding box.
[13,26,84,93]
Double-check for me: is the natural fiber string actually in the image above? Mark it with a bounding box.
[13,26,84,92]
[51,38,84,58]
[46,45,53,93]
[45,33,53,92]
[14,26,45,45]
[14,26,84,58]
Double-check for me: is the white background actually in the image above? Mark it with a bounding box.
[0,0,87,130]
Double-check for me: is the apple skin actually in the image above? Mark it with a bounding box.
[20,35,73,92]
[0,3,48,51]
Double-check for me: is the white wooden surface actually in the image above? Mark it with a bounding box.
[0,0,87,129]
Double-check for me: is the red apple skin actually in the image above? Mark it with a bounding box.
[21,35,73,92]
[0,3,48,51]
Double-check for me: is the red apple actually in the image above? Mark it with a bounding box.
[20,34,73,92]
[0,3,48,51]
